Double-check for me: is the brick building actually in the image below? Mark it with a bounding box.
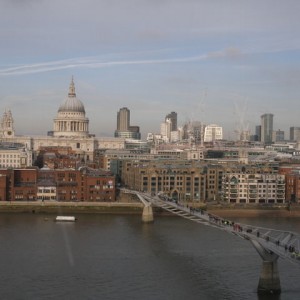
[122,160,207,202]
[0,166,116,202]
[279,164,300,203]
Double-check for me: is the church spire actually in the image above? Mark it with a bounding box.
[68,76,76,97]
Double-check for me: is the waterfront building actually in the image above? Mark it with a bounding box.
[261,113,273,144]
[284,172,300,203]
[122,160,207,202]
[279,165,300,203]
[0,167,116,202]
[222,166,285,204]
[205,164,224,201]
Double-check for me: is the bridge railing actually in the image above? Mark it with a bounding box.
[122,188,300,265]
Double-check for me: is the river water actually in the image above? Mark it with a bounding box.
[0,213,299,300]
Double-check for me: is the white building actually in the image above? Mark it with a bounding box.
[204,124,223,142]
[53,77,89,138]
[0,143,32,168]
[160,118,172,142]
[223,173,285,204]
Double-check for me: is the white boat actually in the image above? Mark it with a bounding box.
[55,216,76,222]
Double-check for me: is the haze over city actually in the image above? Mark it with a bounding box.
[0,0,300,139]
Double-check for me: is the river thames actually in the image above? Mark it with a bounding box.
[0,213,300,300]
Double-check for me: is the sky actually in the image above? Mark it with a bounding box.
[0,0,300,139]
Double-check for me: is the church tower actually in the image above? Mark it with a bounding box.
[0,109,15,138]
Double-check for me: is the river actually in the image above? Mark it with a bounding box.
[0,213,299,300]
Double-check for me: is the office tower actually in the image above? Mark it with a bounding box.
[165,112,177,131]
[261,114,273,144]
[290,127,300,141]
[255,125,261,142]
[117,107,130,131]
[160,118,172,142]
[115,107,141,139]
[273,130,284,142]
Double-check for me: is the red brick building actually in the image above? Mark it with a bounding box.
[279,165,300,203]
[0,167,116,202]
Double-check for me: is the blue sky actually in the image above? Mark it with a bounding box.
[1,0,300,139]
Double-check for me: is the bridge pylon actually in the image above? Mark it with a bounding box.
[134,192,154,223]
[250,239,281,295]
[142,205,154,223]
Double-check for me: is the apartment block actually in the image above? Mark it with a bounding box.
[222,173,285,204]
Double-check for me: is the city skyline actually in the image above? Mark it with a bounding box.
[1,1,300,138]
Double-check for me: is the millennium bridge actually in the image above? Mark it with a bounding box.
[122,188,300,295]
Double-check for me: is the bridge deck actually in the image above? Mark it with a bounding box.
[126,189,300,266]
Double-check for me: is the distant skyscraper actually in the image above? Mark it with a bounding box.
[160,118,172,142]
[255,125,261,142]
[117,107,130,131]
[165,112,177,131]
[290,127,300,141]
[273,129,284,142]
[115,107,141,139]
[261,114,273,144]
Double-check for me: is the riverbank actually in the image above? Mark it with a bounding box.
[0,201,144,214]
[1,201,300,218]
[207,208,300,218]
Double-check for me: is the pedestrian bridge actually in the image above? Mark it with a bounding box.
[122,188,300,295]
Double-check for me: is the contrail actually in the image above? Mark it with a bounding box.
[0,54,208,76]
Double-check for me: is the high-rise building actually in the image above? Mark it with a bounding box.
[165,112,177,131]
[261,114,273,144]
[272,130,285,142]
[290,127,300,141]
[160,118,172,142]
[115,107,141,139]
[255,125,261,142]
[117,107,130,131]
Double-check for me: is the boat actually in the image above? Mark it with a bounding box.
[55,216,76,222]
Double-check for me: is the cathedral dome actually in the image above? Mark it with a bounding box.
[58,78,85,113]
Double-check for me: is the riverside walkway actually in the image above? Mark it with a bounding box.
[123,189,300,295]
